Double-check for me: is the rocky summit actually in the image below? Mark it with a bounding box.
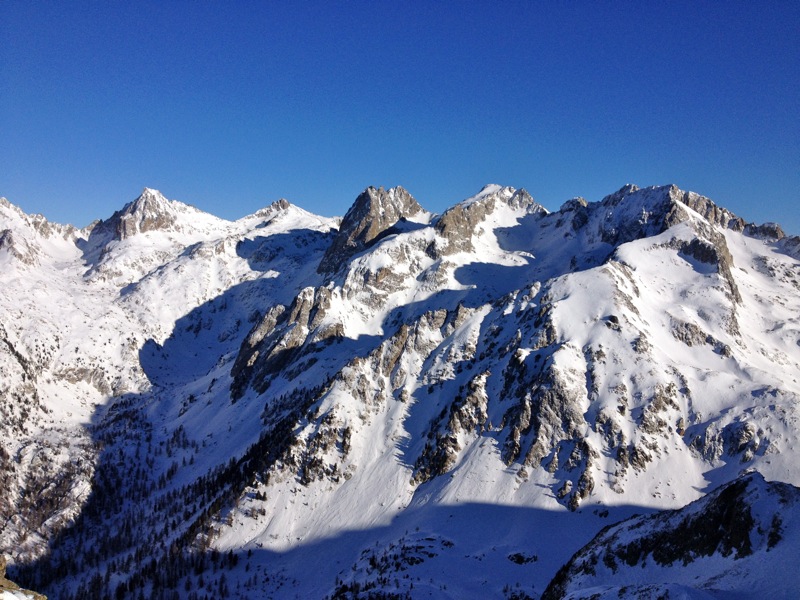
[1,183,798,599]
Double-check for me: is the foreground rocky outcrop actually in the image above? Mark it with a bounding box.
[542,473,799,599]
[0,556,46,600]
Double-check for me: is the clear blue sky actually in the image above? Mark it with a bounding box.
[2,1,798,233]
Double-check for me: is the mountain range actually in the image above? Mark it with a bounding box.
[1,183,798,599]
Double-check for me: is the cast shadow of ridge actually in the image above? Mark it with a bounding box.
[136,228,335,388]
[149,499,650,599]
[9,227,343,597]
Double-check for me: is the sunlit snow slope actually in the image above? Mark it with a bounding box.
[1,183,798,599]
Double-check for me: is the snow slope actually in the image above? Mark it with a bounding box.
[0,183,798,599]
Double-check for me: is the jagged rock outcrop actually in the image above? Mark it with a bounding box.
[413,371,491,484]
[782,234,800,258]
[674,188,746,231]
[678,232,742,303]
[230,284,343,399]
[0,198,79,267]
[689,417,768,463]
[433,184,543,255]
[585,184,746,250]
[318,186,427,273]
[746,221,785,240]
[670,317,733,356]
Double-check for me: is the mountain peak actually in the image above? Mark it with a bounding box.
[359,186,424,217]
[250,198,293,221]
[459,183,513,207]
[108,189,177,240]
[131,187,172,213]
[140,186,163,197]
[318,185,427,273]
[432,184,544,255]
[565,183,746,248]
[595,183,642,207]
[474,183,504,197]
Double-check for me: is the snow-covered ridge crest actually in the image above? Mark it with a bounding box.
[0,196,79,242]
[459,182,510,206]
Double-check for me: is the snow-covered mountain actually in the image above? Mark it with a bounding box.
[0,183,798,599]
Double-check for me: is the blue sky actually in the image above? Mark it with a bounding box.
[2,1,798,233]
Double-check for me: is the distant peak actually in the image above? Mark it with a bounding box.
[559,197,588,212]
[359,186,420,213]
[94,188,182,241]
[432,185,544,256]
[348,186,425,226]
[0,196,30,219]
[455,185,543,215]
[254,198,292,216]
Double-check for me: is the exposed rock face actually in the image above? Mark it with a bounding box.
[413,370,491,484]
[99,188,180,241]
[433,185,542,255]
[782,234,800,258]
[746,221,785,240]
[499,337,597,511]
[0,229,40,266]
[230,284,342,399]
[670,317,733,356]
[593,185,747,248]
[676,188,746,231]
[690,417,767,463]
[679,233,742,303]
[318,186,426,273]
